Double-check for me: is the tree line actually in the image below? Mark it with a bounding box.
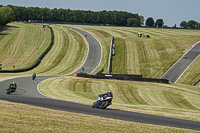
[145,17,165,28]
[143,17,200,29]
[180,20,200,29]
[3,5,142,26]
[1,5,200,29]
[0,5,165,27]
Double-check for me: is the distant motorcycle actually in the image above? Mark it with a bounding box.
[6,82,17,94]
[32,73,36,80]
[92,91,113,109]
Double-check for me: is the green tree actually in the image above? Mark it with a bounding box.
[0,6,14,26]
[180,21,187,28]
[0,7,7,26]
[127,18,139,27]
[5,5,15,22]
[155,19,164,28]
[187,20,198,29]
[145,17,154,27]
[195,23,200,29]
[172,24,177,28]
[139,16,144,26]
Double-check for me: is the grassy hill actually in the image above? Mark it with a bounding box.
[1,23,200,132]
[70,25,200,85]
[0,100,194,133]
[39,76,200,122]
[0,23,88,80]
[178,55,200,85]
[28,25,88,75]
[0,22,51,70]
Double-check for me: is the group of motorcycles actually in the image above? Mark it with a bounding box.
[6,73,113,109]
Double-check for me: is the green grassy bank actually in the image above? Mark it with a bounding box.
[0,100,198,133]
[1,24,200,132]
[69,25,200,85]
[39,76,200,121]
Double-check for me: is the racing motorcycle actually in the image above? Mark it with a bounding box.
[6,83,17,94]
[32,73,36,80]
[92,91,113,109]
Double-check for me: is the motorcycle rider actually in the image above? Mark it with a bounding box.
[8,82,17,92]
[32,73,36,80]
[99,90,113,99]
[92,90,113,108]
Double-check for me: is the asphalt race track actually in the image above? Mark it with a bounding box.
[0,26,200,131]
[64,26,102,74]
[161,43,200,83]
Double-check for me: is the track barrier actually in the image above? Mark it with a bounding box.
[192,78,200,86]
[75,73,169,84]
[108,37,115,74]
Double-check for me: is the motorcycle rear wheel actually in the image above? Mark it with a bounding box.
[99,101,109,109]
[32,76,36,80]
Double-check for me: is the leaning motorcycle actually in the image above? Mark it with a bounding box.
[32,73,36,80]
[92,91,113,109]
[6,86,16,94]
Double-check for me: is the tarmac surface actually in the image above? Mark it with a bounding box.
[0,26,200,131]
[161,43,200,83]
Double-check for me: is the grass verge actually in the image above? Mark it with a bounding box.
[0,100,198,133]
[39,76,200,121]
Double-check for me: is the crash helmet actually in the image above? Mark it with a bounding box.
[107,90,113,97]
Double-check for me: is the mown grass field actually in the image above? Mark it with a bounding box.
[0,22,51,70]
[27,25,88,75]
[0,23,88,79]
[1,100,195,133]
[1,23,200,132]
[178,54,200,85]
[39,76,200,122]
[70,25,200,85]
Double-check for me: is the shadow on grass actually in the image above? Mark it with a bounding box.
[0,26,20,36]
[0,33,10,36]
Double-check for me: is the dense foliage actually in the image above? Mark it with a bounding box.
[5,5,142,26]
[127,18,139,27]
[180,20,200,29]
[145,17,155,27]
[0,6,14,26]
[155,19,164,28]
[2,4,200,29]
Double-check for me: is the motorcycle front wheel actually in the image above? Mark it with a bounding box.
[92,102,95,108]
[6,89,12,94]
